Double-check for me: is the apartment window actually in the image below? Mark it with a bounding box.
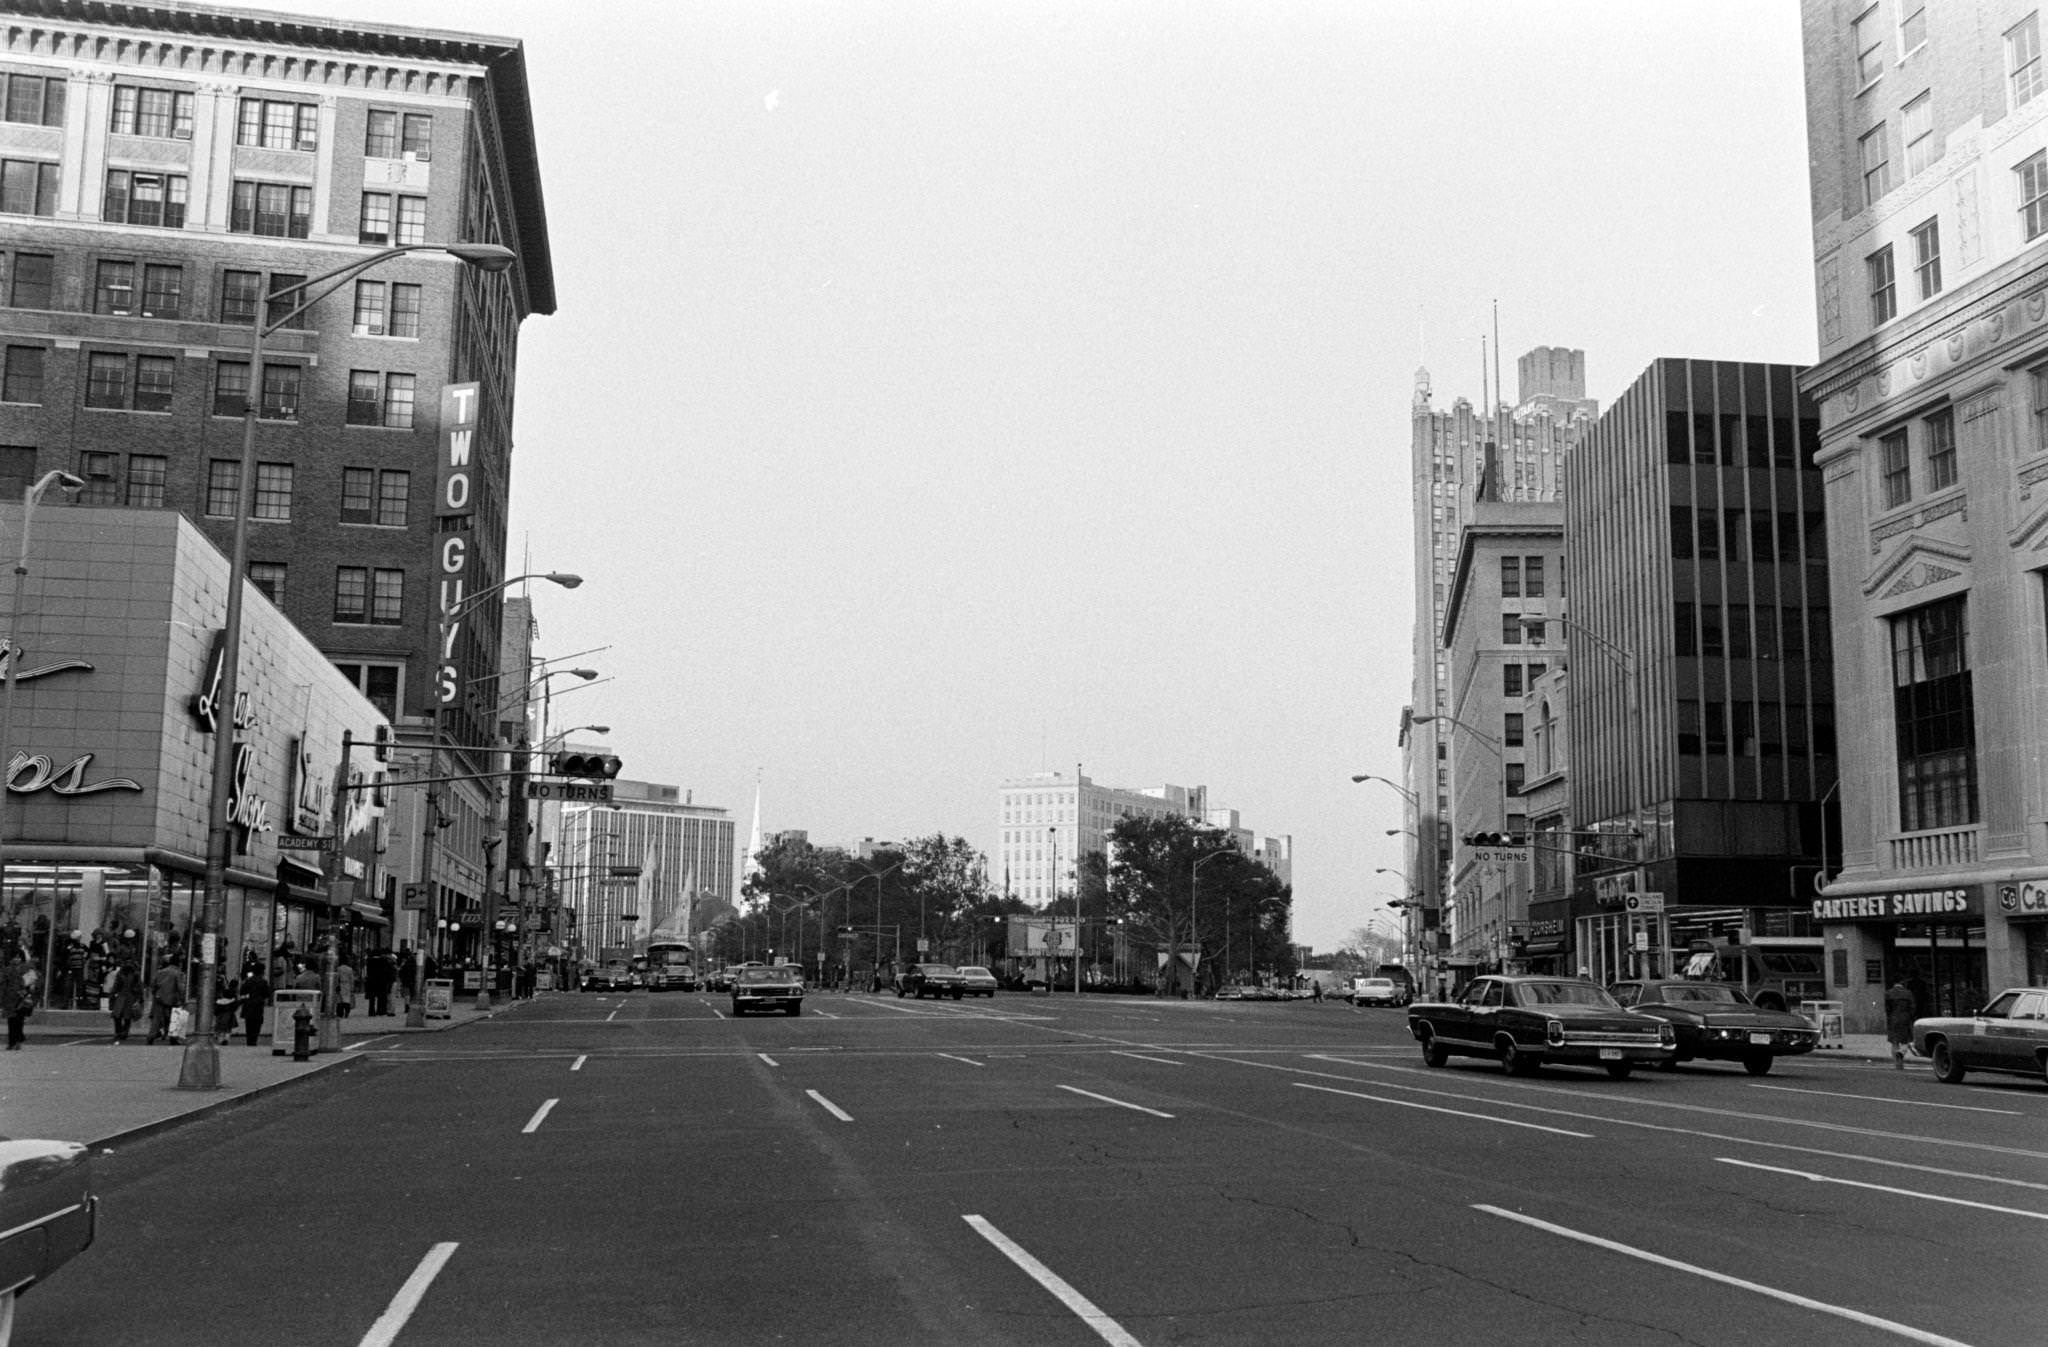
[78,451,118,505]
[1671,505,1694,559]
[204,459,238,516]
[2032,363,2048,452]
[1701,603,1725,658]
[2,346,44,404]
[1924,406,1956,492]
[371,569,404,625]
[394,196,427,246]
[2020,150,2048,242]
[1,160,59,217]
[1500,556,1521,598]
[1,73,64,127]
[1675,601,1697,657]
[364,110,398,159]
[141,264,182,319]
[1696,507,1722,561]
[1501,614,1523,645]
[389,283,422,338]
[1504,763,1526,796]
[1503,664,1524,699]
[134,355,173,412]
[340,661,400,718]
[1868,245,1898,325]
[1854,6,1884,84]
[359,193,394,246]
[247,562,285,606]
[220,271,262,326]
[103,171,187,229]
[1892,596,1978,830]
[110,85,193,139]
[265,274,308,330]
[346,371,415,429]
[1880,427,1912,508]
[230,181,311,239]
[1898,3,1926,56]
[1504,713,1525,748]
[252,462,292,521]
[334,568,369,623]
[1704,701,1729,756]
[1910,217,1941,299]
[382,373,416,428]
[1861,124,1892,208]
[236,98,318,152]
[1899,98,1935,184]
[94,261,136,315]
[1728,605,1753,659]
[353,281,388,334]
[260,363,301,420]
[2011,13,2044,107]
[1781,606,1807,661]
[211,361,250,417]
[1524,555,1545,597]
[126,454,166,507]
[6,253,52,309]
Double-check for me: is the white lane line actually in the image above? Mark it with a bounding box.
[815,1011,841,1019]
[1225,1053,2048,1192]
[1057,1085,1174,1118]
[937,1053,985,1067]
[1476,1205,1975,1347]
[1111,1051,1184,1066]
[570,1055,586,1072]
[807,1089,853,1122]
[758,1053,779,1067]
[964,1216,1143,1347]
[520,1099,558,1134]
[710,1009,726,1020]
[1296,1082,1593,1138]
[605,1009,618,1023]
[347,1036,396,1051]
[1748,1083,2023,1115]
[1717,1158,2048,1221]
[358,1242,459,1347]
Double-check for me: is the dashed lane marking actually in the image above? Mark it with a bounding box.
[964,1215,1143,1347]
[1716,1158,2048,1220]
[1476,1204,1976,1347]
[807,1089,853,1122]
[758,1053,779,1067]
[570,1055,586,1072]
[357,1242,459,1347]
[1057,1084,1173,1118]
[1747,1083,2026,1114]
[520,1099,558,1134]
[937,1053,985,1067]
[1296,1081,1593,1137]
[1111,1051,1185,1066]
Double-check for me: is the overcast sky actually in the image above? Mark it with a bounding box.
[258,0,1818,951]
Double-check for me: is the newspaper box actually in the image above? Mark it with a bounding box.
[270,989,321,1055]
[1800,999,1845,1049]
[423,978,454,1019]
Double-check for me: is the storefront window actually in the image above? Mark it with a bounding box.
[1890,595,1978,830]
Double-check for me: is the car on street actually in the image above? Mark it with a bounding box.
[1348,977,1403,1007]
[1607,979,1820,1075]
[956,965,998,997]
[1408,974,1675,1078]
[895,963,968,999]
[1912,986,2048,1086]
[730,965,805,1017]
[0,1138,96,1324]
[581,964,637,992]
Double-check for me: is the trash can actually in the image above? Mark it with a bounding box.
[270,989,320,1055]
[1800,999,1845,1049]
[423,978,454,1020]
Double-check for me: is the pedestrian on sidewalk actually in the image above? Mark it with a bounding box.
[106,959,141,1044]
[1,949,30,1049]
[1885,975,1917,1069]
[146,960,186,1045]
[335,959,356,1019]
[239,965,271,1046]
[214,972,239,1037]
[365,950,395,1016]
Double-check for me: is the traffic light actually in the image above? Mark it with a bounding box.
[1464,831,1523,848]
[549,751,623,780]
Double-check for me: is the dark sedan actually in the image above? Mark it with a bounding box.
[0,1139,96,1320]
[1913,987,2048,1086]
[1409,975,1674,1079]
[895,963,967,999]
[1609,979,1820,1075]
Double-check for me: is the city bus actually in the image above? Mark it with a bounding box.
[643,940,697,992]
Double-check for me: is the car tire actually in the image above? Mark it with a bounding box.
[1741,1052,1774,1077]
[1930,1038,1966,1084]
[1655,1055,1679,1072]
[1499,1037,1535,1076]
[1605,1062,1634,1080]
[896,986,906,998]
[952,990,962,1000]
[731,1005,744,1018]
[1420,1032,1449,1068]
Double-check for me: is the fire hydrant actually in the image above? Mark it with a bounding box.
[291,1002,315,1061]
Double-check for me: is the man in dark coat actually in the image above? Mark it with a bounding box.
[239,966,271,1047]
[146,959,186,1045]
[1885,975,1918,1070]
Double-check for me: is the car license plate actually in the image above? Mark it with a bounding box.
[1748,1032,1774,1046]
[1598,1048,1623,1060]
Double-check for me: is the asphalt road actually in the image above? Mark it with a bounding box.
[23,990,2044,1346]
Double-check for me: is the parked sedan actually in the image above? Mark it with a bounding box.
[956,966,999,997]
[1348,977,1403,1008]
[1913,986,2048,1086]
[0,1139,96,1325]
[730,965,804,1017]
[1608,979,1820,1075]
[1408,975,1674,1078]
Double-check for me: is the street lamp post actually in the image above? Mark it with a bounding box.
[1190,845,1233,997]
[1354,772,1427,996]
[0,471,85,1002]
[181,242,517,1088]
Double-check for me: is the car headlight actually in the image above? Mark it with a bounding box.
[1546,1018,1565,1045]
[1659,1024,1676,1044]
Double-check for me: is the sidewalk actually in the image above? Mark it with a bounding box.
[0,994,515,1149]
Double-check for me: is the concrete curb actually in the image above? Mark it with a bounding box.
[87,1052,353,1150]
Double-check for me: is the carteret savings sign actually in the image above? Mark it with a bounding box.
[435,382,480,707]
[1811,886,1983,923]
